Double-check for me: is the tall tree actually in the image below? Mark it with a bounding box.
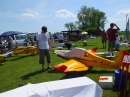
[77,6,107,31]
[64,22,76,30]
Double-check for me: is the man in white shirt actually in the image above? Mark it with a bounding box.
[36,26,51,71]
[58,33,64,43]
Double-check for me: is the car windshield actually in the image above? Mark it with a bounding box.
[15,34,27,40]
[2,36,8,40]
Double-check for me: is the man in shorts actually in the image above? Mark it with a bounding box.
[36,26,51,71]
[107,23,120,56]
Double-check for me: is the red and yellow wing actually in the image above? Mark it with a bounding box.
[53,59,89,72]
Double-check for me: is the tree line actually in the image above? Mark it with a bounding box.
[64,6,107,35]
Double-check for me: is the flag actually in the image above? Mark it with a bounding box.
[126,18,129,41]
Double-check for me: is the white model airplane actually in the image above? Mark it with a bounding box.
[51,43,75,48]
[54,48,117,58]
[95,51,117,58]
[120,42,130,47]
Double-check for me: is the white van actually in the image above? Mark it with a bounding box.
[12,34,28,48]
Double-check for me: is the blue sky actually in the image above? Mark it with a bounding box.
[0,0,130,34]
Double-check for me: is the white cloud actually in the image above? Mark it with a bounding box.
[106,0,118,4]
[55,9,76,18]
[105,16,126,31]
[117,9,130,15]
[21,13,39,18]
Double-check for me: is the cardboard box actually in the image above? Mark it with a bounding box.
[98,76,113,89]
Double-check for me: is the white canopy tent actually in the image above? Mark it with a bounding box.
[81,32,88,34]
[0,77,103,97]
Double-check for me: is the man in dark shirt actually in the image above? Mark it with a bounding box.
[107,23,120,56]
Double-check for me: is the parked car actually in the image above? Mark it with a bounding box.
[2,34,28,48]
[12,34,28,48]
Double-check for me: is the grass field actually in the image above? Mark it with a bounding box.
[0,37,129,97]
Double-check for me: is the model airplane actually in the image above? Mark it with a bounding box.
[0,51,12,64]
[13,46,37,55]
[51,43,75,48]
[120,42,130,47]
[0,54,5,64]
[53,47,124,72]
[83,40,98,46]
[95,51,118,58]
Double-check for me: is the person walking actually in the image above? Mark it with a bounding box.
[36,26,52,71]
[107,23,120,56]
[101,30,107,48]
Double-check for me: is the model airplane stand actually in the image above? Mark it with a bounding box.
[64,42,72,50]
[118,51,130,97]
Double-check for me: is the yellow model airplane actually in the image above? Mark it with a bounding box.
[0,54,5,64]
[13,46,37,55]
[53,47,124,72]
[0,51,12,64]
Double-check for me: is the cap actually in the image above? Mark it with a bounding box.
[42,26,47,32]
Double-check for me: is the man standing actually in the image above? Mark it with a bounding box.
[107,23,120,56]
[7,36,13,51]
[36,26,51,71]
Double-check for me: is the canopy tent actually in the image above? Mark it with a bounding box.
[0,77,102,97]
[82,32,88,34]
[0,31,23,37]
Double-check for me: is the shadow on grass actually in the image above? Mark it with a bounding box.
[112,86,130,97]
[86,69,114,74]
[9,54,33,61]
[60,71,88,80]
[20,69,47,80]
[48,66,93,74]
[49,67,113,80]
[87,44,98,46]
[0,63,4,66]
[99,47,106,49]
[47,69,62,73]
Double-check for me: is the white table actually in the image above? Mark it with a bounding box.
[0,77,103,97]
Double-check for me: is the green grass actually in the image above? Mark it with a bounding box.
[0,37,129,97]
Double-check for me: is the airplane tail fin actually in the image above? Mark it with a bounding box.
[88,47,98,54]
[115,50,130,70]
[115,50,128,64]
